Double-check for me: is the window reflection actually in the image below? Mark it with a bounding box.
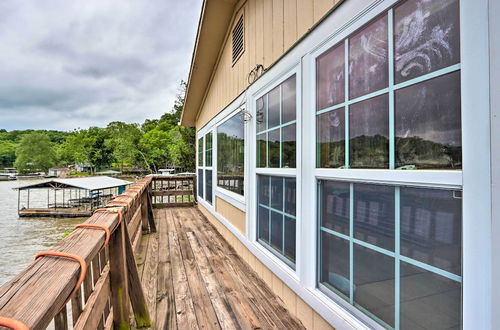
[257,175,296,265]
[282,124,296,168]
[354,245,395,328]
[400,262,461,329]
[217,114,245,195]
[320,180,350,235]
[396,71,462,169]
[317,43,345,110]
[349,14,388,99]
[354,183,395,251]
[205,169,212,204]
[320,232,350,296]
[394,0,460,83]
[349,94,389,168]
[317,109,345,168]
[400,187,462,275]
[282,75,297,123]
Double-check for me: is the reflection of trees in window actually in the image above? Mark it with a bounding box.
[217,114,244,195]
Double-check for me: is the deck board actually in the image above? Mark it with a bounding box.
[135,207,306,330]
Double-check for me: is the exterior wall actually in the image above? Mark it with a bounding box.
[215,196,246,234]
[196,0,343,129]
[197,203,334,330]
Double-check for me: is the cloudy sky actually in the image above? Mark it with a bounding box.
[0,0,202,131]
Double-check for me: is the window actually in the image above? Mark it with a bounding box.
[257,175,296,266]
[318,180,462,329]
[217,113,245,196]
[256,75,297,168]
[197,132,213,204]
[316,0,461,170]
[314,0,462,328]
[255,72,298,269]
[232,14,244,64]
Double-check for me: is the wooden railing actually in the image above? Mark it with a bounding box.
[0,175,184,330]
[151,175,197,208]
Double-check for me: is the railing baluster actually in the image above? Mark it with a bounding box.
[54,305,68,330]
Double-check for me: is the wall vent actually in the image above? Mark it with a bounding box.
[232,15,244,65]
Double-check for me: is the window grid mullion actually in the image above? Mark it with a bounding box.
[395,185,401,330]
[349,183,354,303]
[345,39,350,169]
[388,9,395,170]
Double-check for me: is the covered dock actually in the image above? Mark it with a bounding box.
[15,176,131,217]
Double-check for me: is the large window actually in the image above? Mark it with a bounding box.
[318,180,462,329]
[314,0,462,328]
[217,113,245,196]
[316,0,461,170]
[257,175,296,267]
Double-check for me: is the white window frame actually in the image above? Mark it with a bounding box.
[214,109,247,205]
[247,64,302,279]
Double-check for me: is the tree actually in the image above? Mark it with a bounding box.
[105,122,142,171]
[0,140,16,168]
[14,132,56,173]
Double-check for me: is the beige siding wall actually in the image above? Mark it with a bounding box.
[215,197,246,234]
[196,0,343,130]
[197,203,334,329]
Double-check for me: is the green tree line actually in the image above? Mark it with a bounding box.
[0,81,195,174]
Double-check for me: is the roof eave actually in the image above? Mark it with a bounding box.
[180,0,238,127]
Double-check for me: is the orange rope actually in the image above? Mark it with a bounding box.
[0,317,29,330]
[35,251,87,310]
[74,224,110,251]
[94,208,123,225]
[106,200,130,210]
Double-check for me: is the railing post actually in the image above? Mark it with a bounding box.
[146,185,157,233]
[140,190,150,233]
[193,175,197,203]
[123,217,152,328]
[109,222,130,330]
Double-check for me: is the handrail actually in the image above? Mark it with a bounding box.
[0,176,157,329]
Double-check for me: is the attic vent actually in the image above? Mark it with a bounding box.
[232,15,244,64]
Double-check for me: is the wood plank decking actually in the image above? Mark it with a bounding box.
[135,207,306,329]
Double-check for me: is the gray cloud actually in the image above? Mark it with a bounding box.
[0,0,202,130]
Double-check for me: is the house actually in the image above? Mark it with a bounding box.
[47,167,71,177]
[181,0,498,329]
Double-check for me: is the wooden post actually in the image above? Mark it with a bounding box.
[140,192,150,233]
[17,189,20,212]
[123,219,152,328]
[54,305,68,330]
[193,176,197,203]
[146,186,157,233]
[108,222,130,330]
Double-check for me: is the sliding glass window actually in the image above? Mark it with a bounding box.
[217,113,245,196]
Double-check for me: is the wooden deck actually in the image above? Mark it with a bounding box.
[135,207,306,329]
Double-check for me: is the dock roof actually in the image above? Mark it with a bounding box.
[15,176,131,191]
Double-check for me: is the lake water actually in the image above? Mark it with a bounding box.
[0,179,85,287]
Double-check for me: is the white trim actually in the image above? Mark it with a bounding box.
[314,169,462,189]
[489,0,500,326]
[214,187,246,211]
[461,0,492,328]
